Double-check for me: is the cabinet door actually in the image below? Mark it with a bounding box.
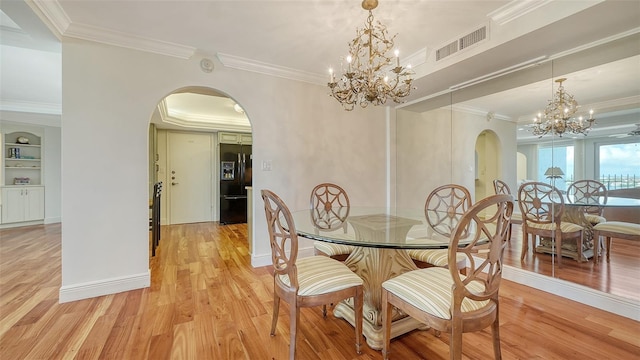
[24,187,45,221]
[1,188,26,223]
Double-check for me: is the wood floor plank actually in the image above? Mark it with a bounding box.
[1,222,639,359]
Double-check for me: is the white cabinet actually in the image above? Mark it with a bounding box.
[1,186,44,223]
[3,131,42,186]
[219,132,252,145]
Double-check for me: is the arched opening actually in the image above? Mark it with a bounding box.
[147,86,252,257]
[474,130,501,202]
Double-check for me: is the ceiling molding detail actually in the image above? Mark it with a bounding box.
[488,0,553,26]
[0,99,61,115]
[216,53,326,85]
[29,0,195,59]
[63,22,196,59]
[452,104,512,122]
[28,0,71,36]
[157,100,251,132]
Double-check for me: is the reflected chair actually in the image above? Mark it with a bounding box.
[518,182,584,265]
[407,184,470,273]
[592,221,640,263]
[492,179,522,241]
[566,179,608,225]
[382,194,514,360]
[310,183,355,261]
[261,189,364,359]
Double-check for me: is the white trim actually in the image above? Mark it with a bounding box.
[503,264,640,321]
[44,216,61,224]
[59,271,150,303]
[216,53,326,85]
[489,0,553,26]
[0,100,61,116]
[64,22,196,59]
[250,246,315,268]
[28,0,71,36]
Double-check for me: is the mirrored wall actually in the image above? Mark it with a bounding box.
[395,32,639,302]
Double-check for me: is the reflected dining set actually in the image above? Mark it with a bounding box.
[502,179,640,265]
[261,183,515,359]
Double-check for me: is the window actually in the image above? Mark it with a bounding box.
[597,141,640,190]
[537,145,574,192]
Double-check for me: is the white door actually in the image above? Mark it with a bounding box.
[168,132,213,224]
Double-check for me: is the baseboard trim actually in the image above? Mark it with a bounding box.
[503,265,640,321]
[251,246,315,268]
[59,270,150,303]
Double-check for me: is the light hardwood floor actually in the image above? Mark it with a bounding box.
[1,222,639,359]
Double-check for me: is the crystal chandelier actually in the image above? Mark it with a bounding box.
[328,0,414,111]
[531,78,595,137]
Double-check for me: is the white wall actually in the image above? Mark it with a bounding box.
[59,38,389,302]
[396,107,517,208]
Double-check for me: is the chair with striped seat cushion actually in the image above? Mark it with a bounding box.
[518,182,585,264]
[567,180,608,225]
[310,183,355,261]
[408,184,471,273]
[493,179,522,241]
[592,221,640,263]
[382,194,514,360]
[261,189,364,359]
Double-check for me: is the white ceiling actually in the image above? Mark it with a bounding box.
[1,0,639,138]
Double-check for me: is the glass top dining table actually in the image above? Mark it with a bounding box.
[287,206,478,350]
[289,207,475,250]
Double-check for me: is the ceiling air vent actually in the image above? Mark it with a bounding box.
[459,26,487,50]
[436,41,458,61]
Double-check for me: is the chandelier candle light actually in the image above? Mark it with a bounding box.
[328,0,415,111]
[531,78,596,137]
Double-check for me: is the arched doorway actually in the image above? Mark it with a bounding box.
[147,86,252,254]
[474,130,501,202]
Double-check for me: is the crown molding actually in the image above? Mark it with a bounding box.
[489,0,553,26]
[29,0,195,59]
[216,53,326,85]
[27,0,71,37]
[157,100,251,132]
[64,22,196,59]
[0,99,61,115]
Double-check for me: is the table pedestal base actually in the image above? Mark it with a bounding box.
[335,246,426,350]
[333,300,426,350]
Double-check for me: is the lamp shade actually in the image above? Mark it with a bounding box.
[544,167,564,178]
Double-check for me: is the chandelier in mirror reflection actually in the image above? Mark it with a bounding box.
[531,78,596,137]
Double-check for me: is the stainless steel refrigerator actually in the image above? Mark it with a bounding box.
[219,143,252,224]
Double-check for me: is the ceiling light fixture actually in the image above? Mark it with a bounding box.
[531,78,595,137]
[328,0,414,111]
[233,103,245,114]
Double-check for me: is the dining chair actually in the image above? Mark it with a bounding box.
[492,179,522,241]
[566,179,608,225]
[261,189,364,359]
[518,182,584,265]
[381,194,514,360]
[150,181,162,256]
[310,183,355,261]
[592,221,640,263]
[407,184,470,273]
